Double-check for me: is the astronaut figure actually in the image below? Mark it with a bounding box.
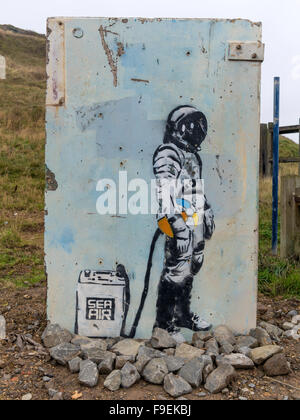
[153,105,215,338]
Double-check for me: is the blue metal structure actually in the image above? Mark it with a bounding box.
[272,77,280,255]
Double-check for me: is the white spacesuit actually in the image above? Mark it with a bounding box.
[153,105,215,336]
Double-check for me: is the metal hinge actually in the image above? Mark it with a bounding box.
[228,41,265,62]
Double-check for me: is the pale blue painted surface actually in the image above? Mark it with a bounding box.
[45,18,262,338]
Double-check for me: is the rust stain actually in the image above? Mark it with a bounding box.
[103,29,119,36]
[99,25,118,87]
[117,42,125,57]
[46,166,58,191]
[131,78,150,84]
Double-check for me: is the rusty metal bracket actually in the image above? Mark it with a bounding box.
[46,18,65,106]
[228,41,265,62]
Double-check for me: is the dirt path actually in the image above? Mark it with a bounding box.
[0,284,299,400]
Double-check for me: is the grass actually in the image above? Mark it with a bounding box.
[0,25,299,298]
[0,26,45,288]
[258,163,300,298]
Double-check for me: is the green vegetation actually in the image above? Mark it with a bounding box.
[0,26,45,287]
[0,25,299,297]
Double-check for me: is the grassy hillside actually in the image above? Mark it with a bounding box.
[0,26,45,287]
[0,25,45,129]
[0,25,299,296]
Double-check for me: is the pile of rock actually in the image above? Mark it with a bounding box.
[282,314,300,341]
[41,322,292,398]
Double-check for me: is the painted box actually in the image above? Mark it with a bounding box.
[45,17,264,340]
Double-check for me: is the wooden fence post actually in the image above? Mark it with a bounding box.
[280,175,300,258]
[260,123,273,177]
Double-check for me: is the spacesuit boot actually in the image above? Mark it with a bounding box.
[154,276,178,334]
[175,276,212,331]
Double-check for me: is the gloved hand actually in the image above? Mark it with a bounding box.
[169,215,191,253]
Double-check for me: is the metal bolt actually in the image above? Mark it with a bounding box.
[73,28,84,39]
[252,53,257,59]
[236,44,242,50]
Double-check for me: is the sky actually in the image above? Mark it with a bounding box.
[1,0,299,142]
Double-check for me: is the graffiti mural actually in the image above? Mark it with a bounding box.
[45,18,263,339]
[153,106,215,339]
[74,106,214,339]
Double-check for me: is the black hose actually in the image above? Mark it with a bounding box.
[128,228,162,338]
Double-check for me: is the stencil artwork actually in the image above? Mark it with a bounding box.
[153,105,215,338]
[75,105,215,339]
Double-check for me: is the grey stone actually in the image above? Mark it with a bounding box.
[235,335,258,350]
[79,359,99,387]
[165,356,185,373]
[21,393,33,401]
[237,347,251,357]
[49,343,81,366]
[203,364,214,382]
[52,392,63,401]
[291,315,300,325]
[178,357,204,387]
[205,338,219,358]
[137,345,166,360]
[204,364,236,394]
[163,348,175,356]
[151,328,177,349]
[104,370,122,391]
[135,355,151,373]
[98,352,116,375]
[0,315,6,340]
[283,330,300,340]
[163,373,192,398]
[259,321,284,341]
[239,397,248,401]
[248,345,282,365]
[81,341,108,363]
[216,353,254,369]
[282,322,295,331]
[115,355,136,369]
[263,354,291,376]
[121,362,140,388]
[214,325,236,346]
[142,358,168,384]
[193,339,205,349]
[71,335,94,346]
[48,388,59,398]
[175,343,205,362]
[68,357,81,373]
[43,376,52,382]
[200,355,214,381]
[106,338,119,350]
[112,339,143,357]
[192,331,214,343]
[42,324,72,348]
[220,343,235,355]
[287,310,298,318]
[250,327,272,346]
